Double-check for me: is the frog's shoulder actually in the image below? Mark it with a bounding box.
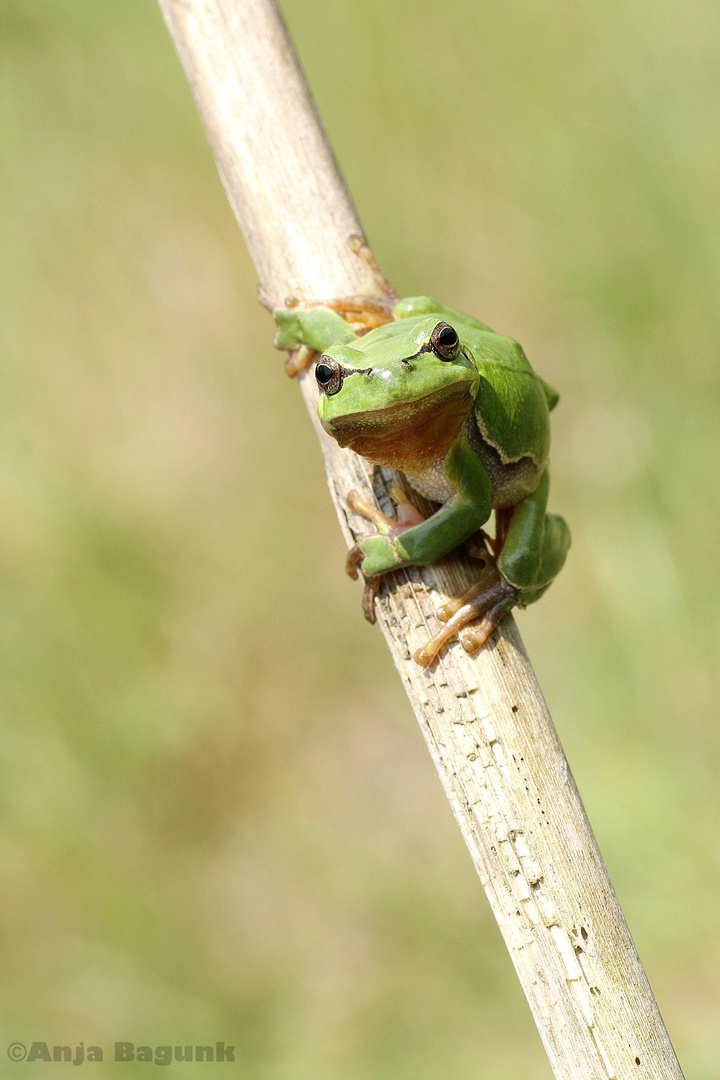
[467,331,553,467]
[469,330,535,376]
[468,330,559,409]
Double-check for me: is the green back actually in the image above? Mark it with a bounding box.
[468,330,552,465]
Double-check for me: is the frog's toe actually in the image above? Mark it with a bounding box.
[413,573,518,667]
[361,577,381,624]
[387,483,425,528]
[284,345,317,378]
[345,490,413,622]
[346,539,383,621]
[346,489,400,535]
[458,594,515,656]
[345,542,365,580]
[435,563,496,622]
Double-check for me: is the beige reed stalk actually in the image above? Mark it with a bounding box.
[156,2,685,1077]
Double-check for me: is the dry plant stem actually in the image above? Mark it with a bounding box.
[157,2,684,1078]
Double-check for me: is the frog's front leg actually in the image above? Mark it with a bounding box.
[346,485,425,539]
[273,305,360,376]
[273,298,393,376]
[346,443,492,624]
[345,487,426,623]
[290,295,396,332]
[274,305,358,349]
[417,469,570,665]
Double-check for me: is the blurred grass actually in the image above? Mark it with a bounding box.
[1,0,720,1075]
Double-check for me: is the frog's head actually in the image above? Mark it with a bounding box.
[315,317,479,470]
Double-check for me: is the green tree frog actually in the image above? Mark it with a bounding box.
[273,294,570,666]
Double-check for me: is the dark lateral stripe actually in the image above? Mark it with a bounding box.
[338,364,373,379]
[337,340,468,384]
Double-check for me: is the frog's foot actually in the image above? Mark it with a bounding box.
[345,489,400,625]
[434,561,497,623]
[457,582,517,656]
[346,488,402,536]
[285,293,396,334]
[464,529,493,563]
[387,483,426,528]
[346,486,424,536]
[345,492,393,627]
[345,486,424,625]
[284,345,317,378]
[414,571,519,667]
[345,542,382,624]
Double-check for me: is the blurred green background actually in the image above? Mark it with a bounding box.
[2,0,719,1075]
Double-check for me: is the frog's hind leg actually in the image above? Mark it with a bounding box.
[414,569,518,667]
[433,557,496,623]
[415,473,570,666]
[511,512,571,608]
[456,579,519,656]
[454,488,571,657]
[456,474,570,655]
[433,516,504,624]
[496,470,570,601]
[416,512,516,665]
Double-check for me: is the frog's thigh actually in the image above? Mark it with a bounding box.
[498,469,570,596]
[519,513,571,605]
[497,469,549,590]
[273,306,358,351]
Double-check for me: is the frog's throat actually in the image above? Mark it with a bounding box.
[322,381,475,471]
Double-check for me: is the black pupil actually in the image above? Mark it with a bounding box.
[316,363,333,384]
[439,326,457,348]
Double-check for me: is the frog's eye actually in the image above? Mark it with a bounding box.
[431,322,460,360]
[315,357,343,395]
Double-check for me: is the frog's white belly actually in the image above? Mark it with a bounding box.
[404,445,540,509]
[403,413,542,508]
[404,459,455,504]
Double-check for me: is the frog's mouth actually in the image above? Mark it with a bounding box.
[322,380,475,470]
